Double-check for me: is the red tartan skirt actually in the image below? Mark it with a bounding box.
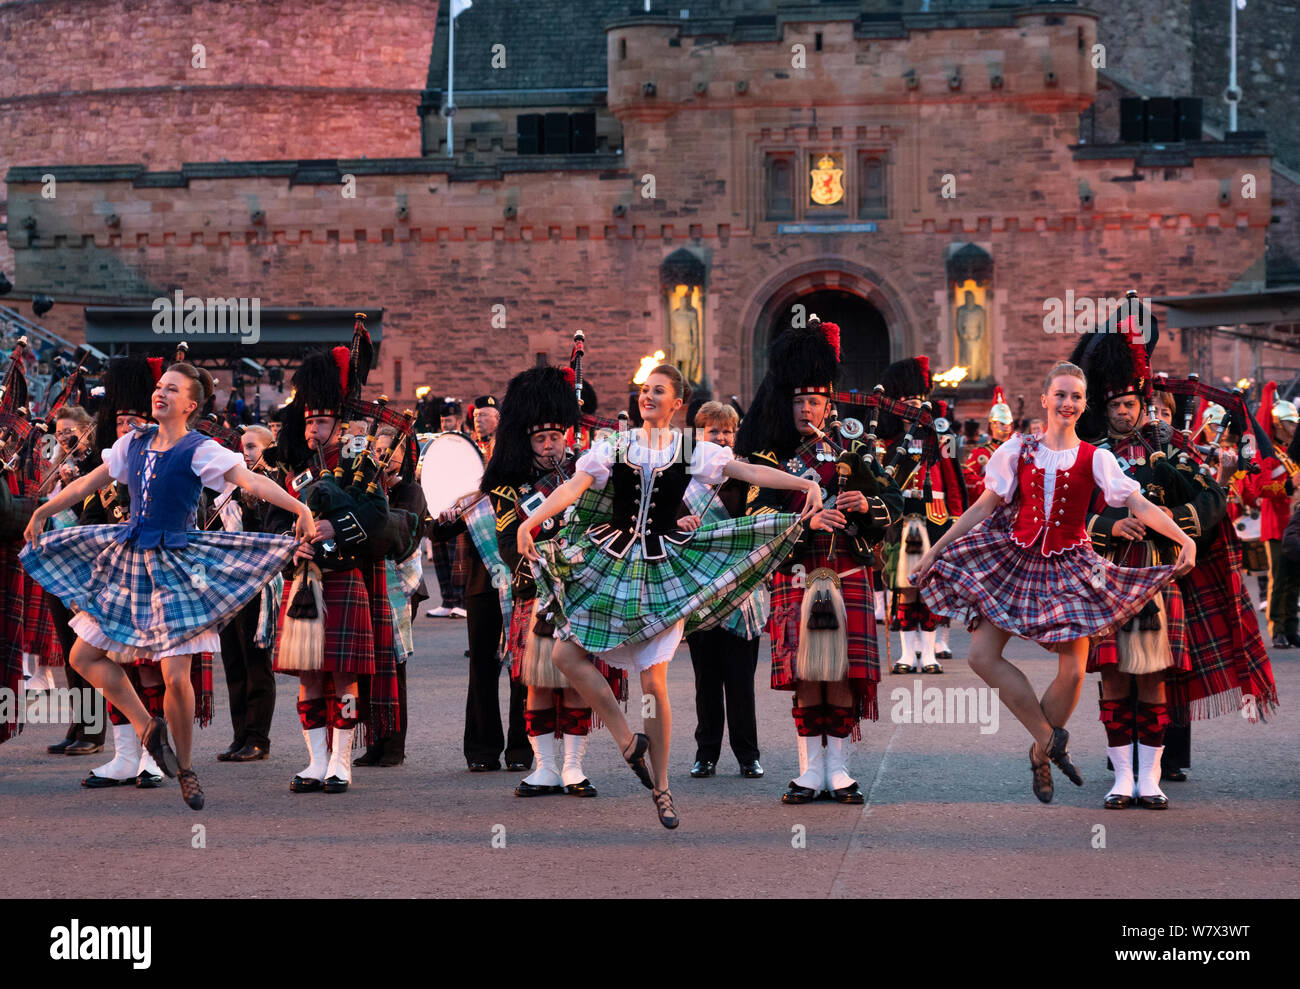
[768,534,879,723]
[273,567,375,676]
[507,594,627,700]
[918,504,1175,651]
[1086,540,1190,675]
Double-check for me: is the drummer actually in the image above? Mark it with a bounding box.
[426,397,471,619]
[429,397,531,774]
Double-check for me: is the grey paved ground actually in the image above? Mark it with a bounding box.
[2,585,1296,898]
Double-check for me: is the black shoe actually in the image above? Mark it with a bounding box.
[1104,793,1133,809]
[1030,743,1053,804]
[323,775,349,794]
[514,780,564,797]
[1288,634,1300,649]
[1272,634,1291,649]
[178,769,204,810]
[140,718,179,778]
[506,761,530,772]
[63,738,104,756]
[832,782,865,804]
[353,748,383,767]
[891,662,917,674]
[136,771,163,789]
[228,743,269,762]
[82,771,133,788]
[564,779,597,797]
[289,776,324,793]
[377,749,405,767]
[921,662,944,674]
[652,787,679,829]
[690,760,716,778]
[781,782,817,804]
[1137,793,1169,809]
[936,648,953,659]
[739,760,764,779]
[48,737,80,755]
[621,733,654,790]
[1045,727,1084,786]
[216,741,241,762]
[468,761,500,772]
[1161,767,1188,782]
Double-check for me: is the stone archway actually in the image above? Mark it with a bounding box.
[738,261,914,398]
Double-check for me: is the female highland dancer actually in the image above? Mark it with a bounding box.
[519,364,819,828]
[21,364,314,809]
[912,361,1197,803]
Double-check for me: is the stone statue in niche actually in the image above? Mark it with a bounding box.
[669,293,702,384]
[955,289,990,381]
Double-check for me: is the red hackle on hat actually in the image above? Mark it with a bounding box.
[1258,381,1278,436]
[820,321,841,361]
[561,366,576,387]
[331,346,350,396]
[147,357,163,384]
[916,355,932,390]
[994,385,1006,406]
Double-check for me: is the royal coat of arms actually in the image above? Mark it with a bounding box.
[810,153,844,206]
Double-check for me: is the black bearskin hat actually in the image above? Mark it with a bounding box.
[876,356,933,440]
[736,317,840,459]
[94,356,158,453]
[1066,299,1159,442]
[481,366,581,493]
[278,348,347,468]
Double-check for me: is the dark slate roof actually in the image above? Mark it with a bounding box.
[422,0,1076,107]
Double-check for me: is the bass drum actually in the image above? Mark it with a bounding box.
[418,431,485,516]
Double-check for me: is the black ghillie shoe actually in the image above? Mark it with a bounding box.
[621,733,653,790]
[1030,743,1053,804]
[140,718,179,778]
[1045,727,1084,787]
[177,769,204,810]
[653,787,679,829]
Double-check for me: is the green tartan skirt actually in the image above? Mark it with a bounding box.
[533,510,804,655]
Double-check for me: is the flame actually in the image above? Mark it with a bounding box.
[934,365,969,388]
[415,385,431,400]
[633,350,667,386]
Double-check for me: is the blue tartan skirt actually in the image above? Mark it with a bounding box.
[20,525,298,660]
[917,505,1175,651]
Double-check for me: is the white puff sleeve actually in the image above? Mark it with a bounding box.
[688,439,734,486]
[981,433,1024,503]
[1092,447,1141,507]
[574,438,618,489]
[101,432,136,484]
[191,439,244,490]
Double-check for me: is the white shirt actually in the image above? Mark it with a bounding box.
[983,433,1138,516]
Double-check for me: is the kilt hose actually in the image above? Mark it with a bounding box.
[273,560,399,744]
[769,534,880,727]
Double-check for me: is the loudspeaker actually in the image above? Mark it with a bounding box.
[516,113,542,155]
[1177,97,1202,141]
[543,112,570,154]
[1146,97,1178,142]
[1119,98,1145,143]
[569,112,596,154]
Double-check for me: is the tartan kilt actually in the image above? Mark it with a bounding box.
[506,594,627,698]
[1086,540,1190,675]
[768,531,879,723]
[19,569,63,665]
[918,504,1175,650]
[273,566,376,676]
[1165,522,1279,721]
[533,501,804,655]
[20,525,299,654]
[1,539,26,744]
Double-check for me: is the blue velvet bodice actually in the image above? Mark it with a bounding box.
[114,427,209,548]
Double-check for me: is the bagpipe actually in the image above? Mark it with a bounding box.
[1152,372,1268,475]
[0,337,53,539]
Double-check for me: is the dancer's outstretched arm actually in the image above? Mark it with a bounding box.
[1125,490,1197,575]
[517,471,594,561]
[911,487,1002,578]
[24,462,112,546]
[223,462,317,542]
[720,460,823,518]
